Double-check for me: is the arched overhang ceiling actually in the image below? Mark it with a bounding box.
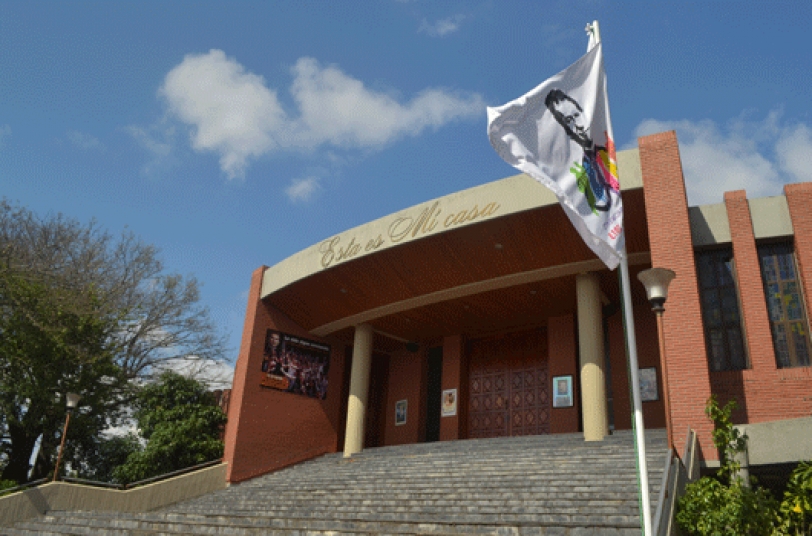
[263,149,650,343]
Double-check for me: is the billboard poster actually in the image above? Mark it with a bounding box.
[260,329,330,399]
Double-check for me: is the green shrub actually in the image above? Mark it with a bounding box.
[777,461,812,536]
[676,396,779,535]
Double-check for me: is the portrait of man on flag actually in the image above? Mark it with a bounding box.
[544,88,620,215]
[487,42,623,269]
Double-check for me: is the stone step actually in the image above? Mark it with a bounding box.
[233,465,664,483]
[192,489,645,501]
[263,459,664,472]
[186,490,647,504]
[204,481,657,495]
[8,431,668,535]
[21,510,643,535]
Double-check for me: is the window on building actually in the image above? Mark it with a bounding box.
[696,248,748,371]
[758,242,811,368]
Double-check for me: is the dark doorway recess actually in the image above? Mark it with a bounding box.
[365,353,390,448]
[425,347,443,442]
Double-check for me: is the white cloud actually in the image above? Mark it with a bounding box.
[126,122,176,177]
[160,50,484,180]
[776,124,812,183]
[154,357,234,390]
[633,112,812,205]
[67,130,103,150]
[286,176,320,202]
[418,14,466,37]
[161,50,286,180]
[289,57,484,148]
[125,125,173,156]
[0,124,10,147]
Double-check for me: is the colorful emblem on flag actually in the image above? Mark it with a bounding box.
[544,88,620,215]
[486,42,624,269]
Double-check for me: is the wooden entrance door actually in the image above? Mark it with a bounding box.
[468,329,550,438]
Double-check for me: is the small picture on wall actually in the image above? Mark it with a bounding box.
[395,399,407,426]
[639,367,659,402]
[441,389,457,417]
[552,375,574,408]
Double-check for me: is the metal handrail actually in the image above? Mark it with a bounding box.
[652,448,675,533]
[60,477,126,489]
[650,427,698,536]
[0,478,49,496]
[122,458,223,489]
[0,458,223,495]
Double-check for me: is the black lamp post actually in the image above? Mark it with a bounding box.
[637,268,676,449]
[52,392,82,482]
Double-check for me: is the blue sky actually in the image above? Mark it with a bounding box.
[2,1,811,377]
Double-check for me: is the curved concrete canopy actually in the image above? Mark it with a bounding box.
[261,148,646,340]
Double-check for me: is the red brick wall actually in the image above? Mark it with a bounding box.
[639,131,716,460]
[724,191,775,372]
[548,315,579,433]
[384,348,423,445]
[706,186,812,421]
[223,266,347,483]
[707,188,812,424]
[787,183,812,300]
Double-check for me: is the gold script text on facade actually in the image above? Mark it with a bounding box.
[319,201,501,269]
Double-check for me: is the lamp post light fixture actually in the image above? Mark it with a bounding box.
[637,268,676,450]
[52,392,82,482]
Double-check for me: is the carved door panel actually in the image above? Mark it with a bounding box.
[509,367,550,436]
[468,329,549,439]
[470,370,509,438]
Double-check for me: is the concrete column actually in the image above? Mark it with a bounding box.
[576,273,609,441]
[343,323,374,457]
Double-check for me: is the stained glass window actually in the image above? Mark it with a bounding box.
[696,248,748,371]
[758,243,811,368]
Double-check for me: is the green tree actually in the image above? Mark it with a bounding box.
[0,200,228,483]
[0,270,129,483]
[113,371,226,484]
[76,433,142,484]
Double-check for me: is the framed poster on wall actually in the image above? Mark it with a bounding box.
[639,367,659,402]
[395,400,408,426]
[441,389,457,417]
[552,375,574,408]
[260,329,330,399]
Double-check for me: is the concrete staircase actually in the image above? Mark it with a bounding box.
[5,430,668,535]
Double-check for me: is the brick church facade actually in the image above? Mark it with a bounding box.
[222,130,812,483]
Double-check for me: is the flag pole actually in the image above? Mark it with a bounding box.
[588,20,653,536]
[620,254,653,536]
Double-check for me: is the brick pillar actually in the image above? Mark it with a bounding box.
[549,314,579,434]
[639,131,715,459]
[785,183,812,315]
[724,191,776,371]
[440,335,464,441]
[223,265,268,481]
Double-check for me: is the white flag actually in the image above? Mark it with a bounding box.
[487,42,623,269]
